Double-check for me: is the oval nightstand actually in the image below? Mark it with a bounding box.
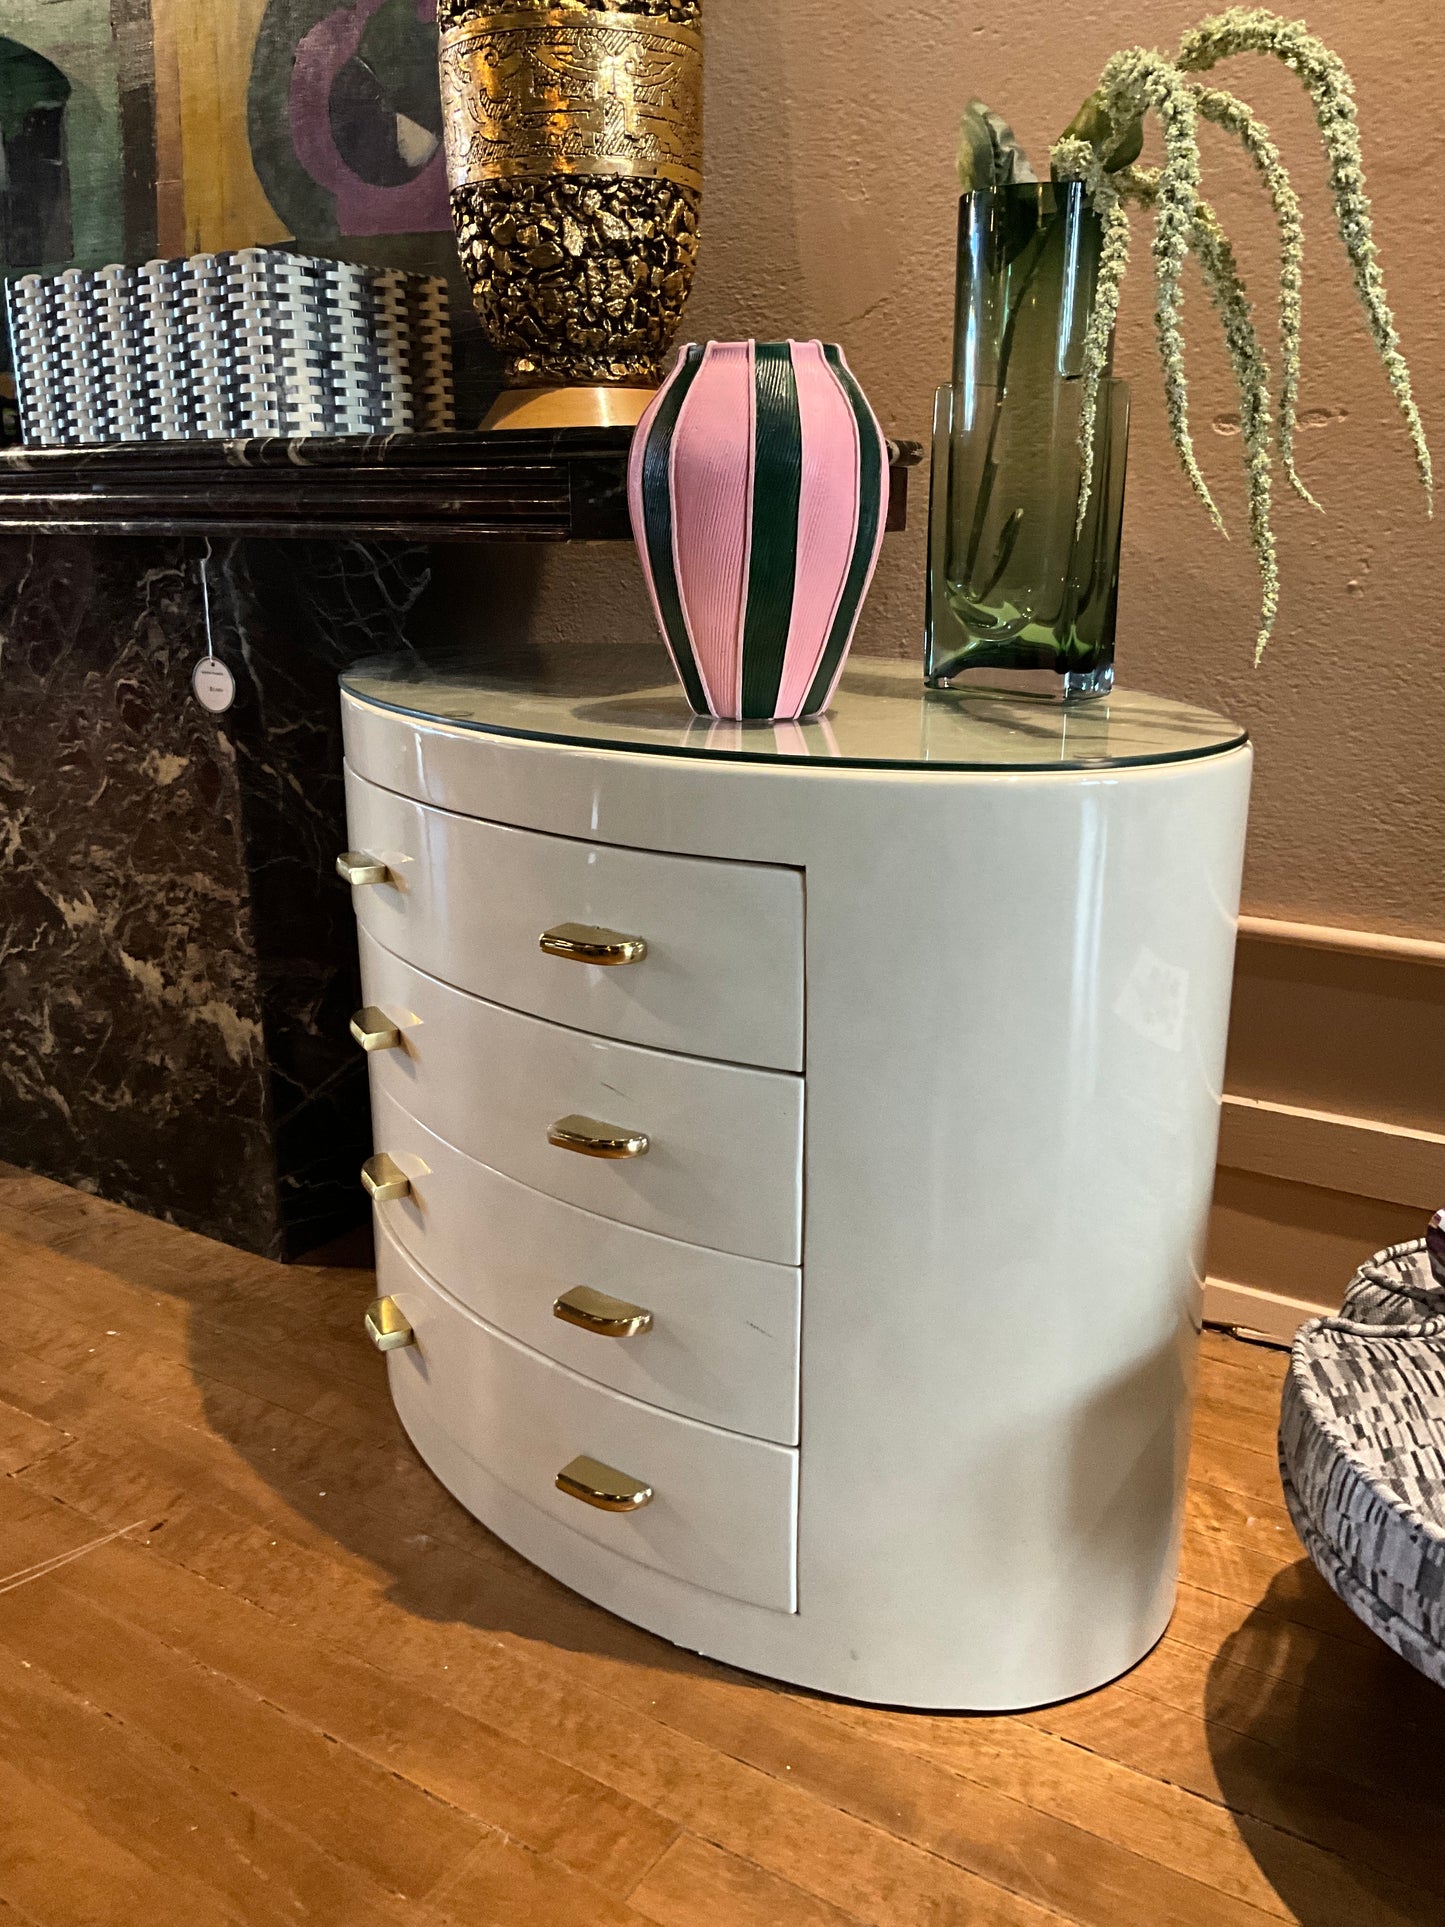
[339,642,1251,1711]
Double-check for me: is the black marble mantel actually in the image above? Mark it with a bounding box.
[0,428,920,543]
[0,434,921,1258]
[0,533,427,1258]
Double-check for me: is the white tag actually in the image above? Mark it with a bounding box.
[192,657,236,715]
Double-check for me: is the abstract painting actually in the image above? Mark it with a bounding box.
[0,0,456,277]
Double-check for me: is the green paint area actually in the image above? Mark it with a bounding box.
[0,37,75,271]
[0,39,72,144]
[1,0,124,269]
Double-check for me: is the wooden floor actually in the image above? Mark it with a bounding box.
[0,1168,1442,1927]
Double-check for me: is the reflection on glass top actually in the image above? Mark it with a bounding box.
[341,644,1247,773]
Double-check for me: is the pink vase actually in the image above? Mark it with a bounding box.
[628,339,888,721]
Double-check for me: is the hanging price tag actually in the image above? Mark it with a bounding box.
[192,656,236,714]
[191,537,234,713]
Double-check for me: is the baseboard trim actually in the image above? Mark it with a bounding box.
[1219,1094,1445,1211]
[1238,914,1445,968]
[1203,1276,1325,1347]
[1216,916,1444,1314]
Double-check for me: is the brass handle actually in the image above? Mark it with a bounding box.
[337,851,390,887]
[553,1286,654,1340]
[361,1154,411,1203]
[556,1454,653,1513]
[540,924,648,967]
[350,1006,402,1053]
[365,1297,415,1353]
[548,1115,650,1160]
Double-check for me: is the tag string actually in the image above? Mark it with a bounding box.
[199,537,216,659]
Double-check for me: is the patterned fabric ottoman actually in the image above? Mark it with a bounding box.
[1279,1213,1445,1687]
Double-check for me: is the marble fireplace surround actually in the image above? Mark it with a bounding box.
[0,534,433,1259]
[0,434,917,1259]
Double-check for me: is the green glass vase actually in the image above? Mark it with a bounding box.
[925,183,1129,698]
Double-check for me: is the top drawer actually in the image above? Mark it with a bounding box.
[343,770,805,1071]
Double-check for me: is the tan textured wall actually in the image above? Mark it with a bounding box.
[494,0,1443,938]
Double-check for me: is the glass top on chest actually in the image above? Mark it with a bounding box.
[341,644,1247,774]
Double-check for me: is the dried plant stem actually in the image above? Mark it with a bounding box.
[1075,187,1132,536]
[1190,83,1316,509]
[1095,50,1225,535]
[1044,9,1430,665]
[1124,166,1280,659]
[1178,8,1433,507]
[1191,202,1281,661]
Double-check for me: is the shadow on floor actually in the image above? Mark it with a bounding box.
[9,1179,741,1694]
[1205,1562,1445,1926]
[281,1226,779,1685]
[12,1162,1445,1924]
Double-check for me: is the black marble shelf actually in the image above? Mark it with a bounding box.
[0,427,923,544]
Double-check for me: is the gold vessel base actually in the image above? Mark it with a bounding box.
[482,385,659,433]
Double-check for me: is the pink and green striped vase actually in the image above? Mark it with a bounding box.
[628,340,889,722]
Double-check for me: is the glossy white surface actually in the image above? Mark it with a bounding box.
[345,770,806,1071]
[358,931,804,1265]
[378,1222,799,1612]
[343,644,1248,771]
[344,666,1253,1709]
[368,1086,802,1442]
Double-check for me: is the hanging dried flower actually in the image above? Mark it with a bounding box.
[1074,187,1133,537]
[1124,165,1281,658]
[1100,50,1225,534]
[1189,84,1316,509]
[1177,8,1432,507]
[1045,8,1431,658]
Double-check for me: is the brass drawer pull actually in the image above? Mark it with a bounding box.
[350,1006,402,1053]
[556,1455,653,1513]
[365,1297,415,1352]
[337,851,390,887]
[540,924,648,967]
[361,1154,411,1203]
[548,1115,650,1160]
[553,1286,654,1340]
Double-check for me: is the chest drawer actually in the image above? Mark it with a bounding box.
[358,932,803,1266]
[367,1089,801,1443]
[377,1224,798,1613]
[343,771,805,1071]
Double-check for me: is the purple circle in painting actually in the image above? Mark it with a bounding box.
[288,0,450,236]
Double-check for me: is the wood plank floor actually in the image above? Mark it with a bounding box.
[0,1164,1441,1927]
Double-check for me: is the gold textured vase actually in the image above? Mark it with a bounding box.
[438,0,703,430]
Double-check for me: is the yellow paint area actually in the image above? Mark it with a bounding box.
[151,0,289,255]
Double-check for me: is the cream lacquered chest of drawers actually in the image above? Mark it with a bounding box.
[338,644,1252,1711]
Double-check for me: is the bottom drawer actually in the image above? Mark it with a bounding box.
[377,1222,799,1613]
